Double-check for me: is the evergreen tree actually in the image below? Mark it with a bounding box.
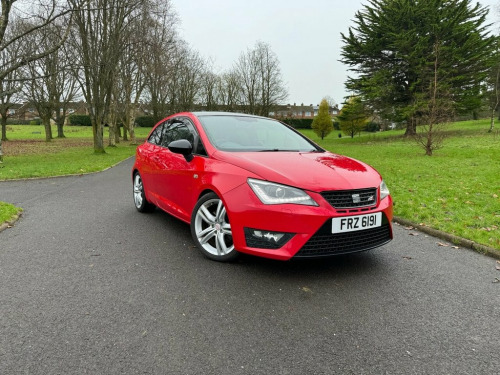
[337,96,369,138]
[311,98,333,140]
[341,0,494,136]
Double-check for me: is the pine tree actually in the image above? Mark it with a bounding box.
[311,99,333,140]
[337,96,369,138]
[341,0,494,136]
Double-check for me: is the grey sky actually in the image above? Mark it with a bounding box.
[173,0,499,107]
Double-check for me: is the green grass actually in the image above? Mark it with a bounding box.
[3,124,96,140]
[0,201,22,225]
[302,119,500,250]
[0,125,151,180]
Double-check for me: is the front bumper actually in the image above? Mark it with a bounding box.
[222,185,394,261]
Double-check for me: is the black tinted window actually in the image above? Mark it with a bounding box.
[160,120,194,148]
[148,123,164,145]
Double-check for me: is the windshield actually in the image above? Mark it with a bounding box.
[198,115,321,152]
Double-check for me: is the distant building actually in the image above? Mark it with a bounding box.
[0,101,89,122]
[270,103,339,119]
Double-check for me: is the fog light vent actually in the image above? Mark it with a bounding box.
[244,228,294,249]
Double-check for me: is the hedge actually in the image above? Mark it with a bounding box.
[69,115,91,126]
[135,116,155,127]
[6,119,41,125]
[280,118,313,129]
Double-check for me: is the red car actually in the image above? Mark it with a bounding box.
[132,112,393,261]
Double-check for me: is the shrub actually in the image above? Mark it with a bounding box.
[135,116,155,127]
[29,119,41,125]
[7,119,36,125]
[364,121,380,132]
[280,118,313,129]
[69,115,91,126]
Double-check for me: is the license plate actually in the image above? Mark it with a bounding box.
[331,213,382,233]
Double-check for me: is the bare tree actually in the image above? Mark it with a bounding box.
[69,0,144,153]
[199,68,221,112]
[414,42,454,156]
[0,0,76,162]
[0,19,22,142]
[217,70,241,112]
[256,42,287,116]
[234,41,287,116]
[235,45,261,114]
[116,0,175,143]
[486,37,500,133]
[172,45,205,112]
[52,31,80,138]
[22,16,79,141]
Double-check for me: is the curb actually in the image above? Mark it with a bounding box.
[0,211,22,233]
[393,216,500,260]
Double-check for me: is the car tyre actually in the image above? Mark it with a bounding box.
[191,192,238,262]
[133,172,155,213]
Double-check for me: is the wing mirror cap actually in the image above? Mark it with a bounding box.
[168,139,194,162]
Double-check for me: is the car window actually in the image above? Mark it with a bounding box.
[198,115,321,152]
[160,120,194,147]
[157,118,207,156]
[180,118,207,156]
[147,123,164,145]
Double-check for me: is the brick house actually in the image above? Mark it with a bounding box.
[269,103,339,119]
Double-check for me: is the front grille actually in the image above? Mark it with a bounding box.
[321,188,377,209]
[294,223,392,258]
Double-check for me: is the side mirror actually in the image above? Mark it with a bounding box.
[168,139,194,162]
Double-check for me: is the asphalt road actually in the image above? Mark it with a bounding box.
[0,158,498,375]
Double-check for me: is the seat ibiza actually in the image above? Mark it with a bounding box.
[132,112,393,261]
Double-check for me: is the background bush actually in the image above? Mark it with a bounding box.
[69,115,92,126]
[364,121,380,132]
[280,118,313,129]
[135,116,155,127]
[6,119,41,125]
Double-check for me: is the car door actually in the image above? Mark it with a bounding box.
[154,117,208,222]
[138,122,166,204]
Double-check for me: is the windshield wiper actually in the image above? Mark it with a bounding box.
[258,149,299,152]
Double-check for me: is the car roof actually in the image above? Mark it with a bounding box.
[191,111,270,120]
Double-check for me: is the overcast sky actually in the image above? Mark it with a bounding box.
[172,0,499,107]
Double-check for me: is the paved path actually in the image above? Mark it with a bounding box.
[0,158,498,374]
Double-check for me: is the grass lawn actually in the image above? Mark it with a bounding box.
[301,119,500,250]
[0,125,151,180]
[0,201,22,225]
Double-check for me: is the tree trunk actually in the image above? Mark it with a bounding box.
[108,122,116,147]
[115,123,120,144]
[92,120,105,153]
[123,126,128,141]
[56,122,65,138]
[0,138,3,163]
[43,117,52,142]
[56,116,65,138]
[405,116,417,136]
[1,116,7,141]
[128,107,137,145]
[490,110,495,133]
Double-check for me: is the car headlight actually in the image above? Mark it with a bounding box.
[380,180,390,201]
[248,178,318,206]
